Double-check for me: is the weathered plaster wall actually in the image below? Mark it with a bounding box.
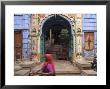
[30,14,83,62]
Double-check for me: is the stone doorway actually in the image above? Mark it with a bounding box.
[40,14,74,62]
[14,31,22,62]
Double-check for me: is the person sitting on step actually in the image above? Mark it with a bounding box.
[40,48,56,76]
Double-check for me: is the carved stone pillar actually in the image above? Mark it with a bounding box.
[76,33,83,52]
[75,14,83,59]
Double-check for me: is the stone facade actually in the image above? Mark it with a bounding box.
[14,14,97,63]
[28,14,84,62]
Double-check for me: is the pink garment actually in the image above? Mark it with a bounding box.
[42,54,55,73]
[47,64,54,73]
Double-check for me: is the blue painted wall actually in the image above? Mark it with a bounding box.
[14,14,31,29]
[14,14,31,60]
[82,14,97,58]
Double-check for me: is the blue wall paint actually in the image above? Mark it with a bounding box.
[22,30,29,38]
[14,14,31,59]
[82,14,97,31]
[82,14,97,37]
[14,14,31,29]
[22,39,28,43]
[22,30,29,59]
[82,26,97,30]
[82,14,96,18]
[82,14,97,58]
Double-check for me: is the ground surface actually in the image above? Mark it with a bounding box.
[14,58,97,76]
[32,60,81,76]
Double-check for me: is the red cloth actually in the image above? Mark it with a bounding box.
[43,54,55,72]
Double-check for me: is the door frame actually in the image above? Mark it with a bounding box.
[39,14,75,62]
[14,30,22,62]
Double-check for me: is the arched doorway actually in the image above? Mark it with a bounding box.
[40,14,74,62]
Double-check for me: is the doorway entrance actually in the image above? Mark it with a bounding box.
[14,31,22,62]
[40,14,74,62]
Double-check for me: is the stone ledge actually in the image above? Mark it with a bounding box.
[14,69,30,76]
[20,61,36,68]
[81,70,97,76]
[56,70,80,74]
[75,59,91,69]
[14,65,22,71]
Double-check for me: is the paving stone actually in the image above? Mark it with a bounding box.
[14,65,22,71]
[81,70,97,76]
[20,61,36,68]
[15,69,30,76]
[31,60,81,75]
[76,58,91,69]
[14,60,81,76]
[31,63,42,73]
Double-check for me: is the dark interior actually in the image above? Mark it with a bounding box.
[42,14,71,60]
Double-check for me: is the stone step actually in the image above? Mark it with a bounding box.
[56,74,81,76]
[14,69,30,76]
[34,71,81,76]
[81,70,97,76]
[31,61,81,76]
[54,45,62,47]
[34,73,81,76]
[56,70,81,74]
[32,68,81,75]
[75,59,91,70]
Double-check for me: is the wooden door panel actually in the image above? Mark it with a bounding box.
[14,31,22,61]
[85,42,89,50]
[84,32,94,50]
[14,32,22,47]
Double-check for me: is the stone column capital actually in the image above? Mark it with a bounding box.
[75,33,83,37]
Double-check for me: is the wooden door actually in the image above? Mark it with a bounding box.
[14,31,22,61]
[84,32,94,51]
